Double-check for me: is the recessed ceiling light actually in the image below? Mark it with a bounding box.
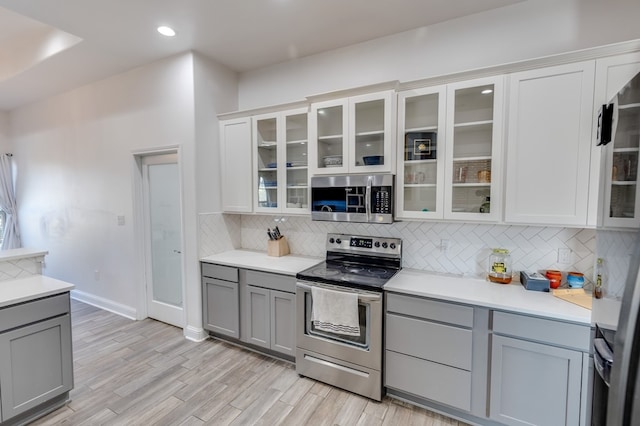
[481,89,493,94]
[157,26,176,37]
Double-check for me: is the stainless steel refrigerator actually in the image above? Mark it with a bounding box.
[593,58,640,425]
[608,235,640,425]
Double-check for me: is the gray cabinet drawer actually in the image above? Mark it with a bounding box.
[0,293,70,333]
[492,311,590,351]
[386,292,474,327]
[386,313,472,370]
[245,270,295,293]
[201,263,238,282]
[385,350,471,412]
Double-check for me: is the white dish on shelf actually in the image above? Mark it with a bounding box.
[322,155,343,166]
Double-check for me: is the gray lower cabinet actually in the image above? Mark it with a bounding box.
[0,293,73,424]
[202,263,240,339]
[202,262,295,359]
[489,311,591,426]
[245,285,270,348]
[243,270,296,358]
[385,292,479,413]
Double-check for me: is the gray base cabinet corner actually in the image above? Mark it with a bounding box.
[489,335,583,426]
[0,292,73,424]
[270,290,295,356]
[244,285,270,348]
[489,311,591,426]
[202,263,296,359]
[202,263,240,339]
[243,270,296,358]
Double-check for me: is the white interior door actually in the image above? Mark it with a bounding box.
[142,153,184,327]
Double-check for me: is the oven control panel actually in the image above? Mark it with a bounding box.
[326,233,402,257]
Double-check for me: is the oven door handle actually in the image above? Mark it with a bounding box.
[296,282,382,302]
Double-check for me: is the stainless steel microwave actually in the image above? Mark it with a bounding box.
[310,174,394,223]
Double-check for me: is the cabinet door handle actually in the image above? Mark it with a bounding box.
[173,250,182,254]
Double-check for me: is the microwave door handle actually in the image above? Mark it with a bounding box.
[365,176,372,221]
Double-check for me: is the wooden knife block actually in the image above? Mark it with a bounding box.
[267,237,290,257]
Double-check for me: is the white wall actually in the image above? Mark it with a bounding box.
[9,52,235,339]
[0,112,9,153]
[193,53,238,215]
[238,0,640,109]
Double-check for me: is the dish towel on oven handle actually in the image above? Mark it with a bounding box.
[311,286,360,336]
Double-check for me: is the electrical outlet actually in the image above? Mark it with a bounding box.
[440,239,450,252]
[558,248,571,264]
[117,215,125,226]
[94,270,100,281]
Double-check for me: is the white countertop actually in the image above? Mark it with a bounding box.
[201,250,592,325]
[201,250,322,276]
[0,275,75,308]
[0,247,48,262]
[591,297,622,330]
[385,269,592,325]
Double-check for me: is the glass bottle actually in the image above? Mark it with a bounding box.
[594,258,604,299]
[488,248,512,284]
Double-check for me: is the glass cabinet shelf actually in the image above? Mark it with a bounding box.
[405,183,437,188]
[355,130,384,137]
[405,159,437,165]
[318,134,342,141]
[612,181,637,185]
[452,183,491,187]
[453,155,492,161]
[406,125,438,133]
[613,147,639,153]
[454,119,493,128]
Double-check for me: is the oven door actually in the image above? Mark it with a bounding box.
[295,280,382,371]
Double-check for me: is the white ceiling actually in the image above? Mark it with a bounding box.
[0,0,523,112]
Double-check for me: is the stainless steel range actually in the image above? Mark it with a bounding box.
[295,233,402,401]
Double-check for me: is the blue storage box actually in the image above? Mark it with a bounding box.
[520,271,550,292]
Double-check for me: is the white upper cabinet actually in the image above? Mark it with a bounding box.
[396,86,447,219]
[444,77,504,222]
[220,117,253,213]
[253,108,309,214]
[505,61,595,226]
[594,52,640,229]
[397,77,504,221]
[309,90,395,175]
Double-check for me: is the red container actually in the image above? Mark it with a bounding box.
[546,270,562,289]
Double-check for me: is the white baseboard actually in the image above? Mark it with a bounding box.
[184,325,208,342]
[71,289,137,320]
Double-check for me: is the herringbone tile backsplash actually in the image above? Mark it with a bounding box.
[199,213,620,286]
[596,229,639,299]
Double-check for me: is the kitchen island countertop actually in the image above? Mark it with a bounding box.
[385,269,592,325]
[201,249,322,276]
[0,275,75,308]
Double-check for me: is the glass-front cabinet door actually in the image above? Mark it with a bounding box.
[444,77,503,221]
[254,114,279,212]
[597,53,640,228]
[396,86,446,219]
[349,91,394,173]
[253,108,309,214]
[284,112,309,211]
[310,90,394,174]
[608,86,640,225]
[310,99,348,174]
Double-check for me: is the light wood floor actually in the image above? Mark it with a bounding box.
[33,300,469,425]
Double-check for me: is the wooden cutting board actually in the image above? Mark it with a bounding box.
[552,288,592,310]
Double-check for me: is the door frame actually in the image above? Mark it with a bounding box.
[132,146,187,327]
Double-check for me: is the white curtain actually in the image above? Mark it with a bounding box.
[0,154,20,249]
